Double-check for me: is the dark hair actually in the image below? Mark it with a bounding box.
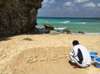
[72,40,79,46]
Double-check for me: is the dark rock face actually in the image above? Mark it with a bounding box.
[0,0,43,37]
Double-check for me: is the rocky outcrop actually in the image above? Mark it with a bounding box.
[0,0,43,37]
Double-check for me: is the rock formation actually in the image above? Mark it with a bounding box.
[0,0,43,37]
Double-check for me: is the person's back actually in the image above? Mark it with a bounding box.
[73,44,91,67]
[69,40,91,68]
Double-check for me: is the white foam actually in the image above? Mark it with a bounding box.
[60,21,70,24]
[54,27,66,30]
[81,22,86,24]
[54,27,66,32]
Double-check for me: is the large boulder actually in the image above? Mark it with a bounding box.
[0,0,43,37]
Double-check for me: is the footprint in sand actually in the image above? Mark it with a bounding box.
[50,55,58,62]
[0,50,7,61]
[39,58,47,62]
[26,56,38,64]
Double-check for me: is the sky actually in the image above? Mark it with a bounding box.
[38,0,100,17]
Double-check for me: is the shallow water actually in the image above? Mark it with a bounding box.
[37,17,100,33]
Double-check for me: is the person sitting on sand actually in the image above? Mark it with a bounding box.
[69,40,91,68]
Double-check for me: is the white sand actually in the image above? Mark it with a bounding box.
[0,34,100,74]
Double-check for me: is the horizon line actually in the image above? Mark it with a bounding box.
[38,17,100,19]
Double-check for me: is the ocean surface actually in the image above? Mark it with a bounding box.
[37,17,100,33]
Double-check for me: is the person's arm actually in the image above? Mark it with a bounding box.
[70,48,75,57]
[72,47,78,57]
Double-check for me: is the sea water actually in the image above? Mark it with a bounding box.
[37,17,100,33]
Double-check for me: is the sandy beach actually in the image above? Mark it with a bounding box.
[0,34,100,74]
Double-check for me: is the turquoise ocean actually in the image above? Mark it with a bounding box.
[37,17,100,33]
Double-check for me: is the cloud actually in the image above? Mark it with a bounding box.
[97,3,100,7]
[49,0,55,4]
[64,2,73,7]
[83,2,96,8]
[42,0,55,8]
[42,0,48,4]
[74,0,89,3]
[38,0,100,17]
[42,0,55,4]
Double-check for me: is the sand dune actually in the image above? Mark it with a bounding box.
[0,34,100,74]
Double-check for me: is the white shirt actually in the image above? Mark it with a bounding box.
[72,44,91,66]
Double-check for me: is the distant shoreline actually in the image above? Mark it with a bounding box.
[62,32,100,34]
[50,31,100,35]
